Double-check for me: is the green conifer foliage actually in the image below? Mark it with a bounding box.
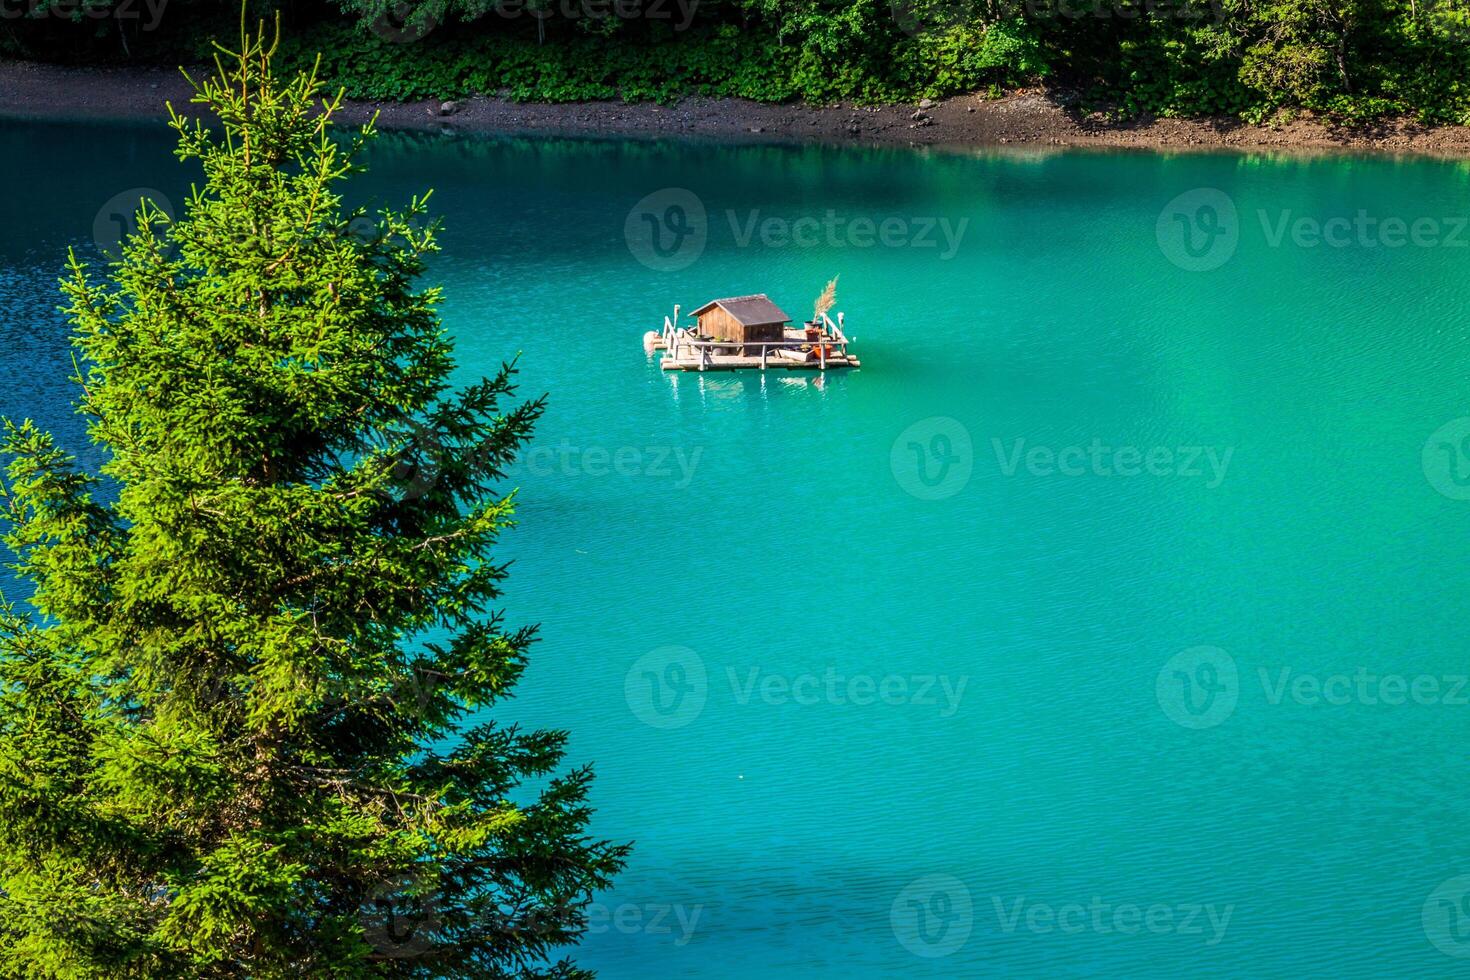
[0,18,626,979]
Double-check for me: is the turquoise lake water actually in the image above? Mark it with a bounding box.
[6,117,1470,977]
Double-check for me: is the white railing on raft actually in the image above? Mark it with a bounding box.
[660,308,849,371]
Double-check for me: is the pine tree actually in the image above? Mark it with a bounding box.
[0,17,625,978]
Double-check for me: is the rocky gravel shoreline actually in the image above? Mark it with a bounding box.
[8,59,1470,157]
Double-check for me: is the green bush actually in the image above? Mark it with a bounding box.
[7,0,1470,122]
[273,18,1039,105]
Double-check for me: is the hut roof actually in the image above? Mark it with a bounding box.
[690,294,792,326]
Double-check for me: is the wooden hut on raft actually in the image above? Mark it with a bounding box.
[689,294,792,355]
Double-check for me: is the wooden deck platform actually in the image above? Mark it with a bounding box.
[660,352,862,372]
[647,319,860,372]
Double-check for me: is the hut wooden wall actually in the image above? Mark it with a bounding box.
[697,307,740,341]
[697,308,785,347]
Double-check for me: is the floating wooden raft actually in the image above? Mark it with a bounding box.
[643,304,860,372]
